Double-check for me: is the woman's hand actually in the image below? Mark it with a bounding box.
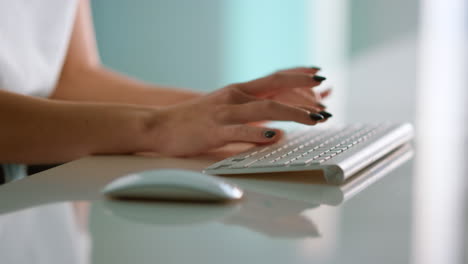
[148,70,332,157]
[267,66,332,111]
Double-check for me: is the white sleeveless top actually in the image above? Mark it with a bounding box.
[0,0,77,97]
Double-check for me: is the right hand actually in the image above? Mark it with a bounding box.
[149,71,331,157]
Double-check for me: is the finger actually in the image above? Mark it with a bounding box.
[295,88,320,105]
[278,66,321,75]
[320,88,332,99]
[303,87,332,109]
[238,72,326,97]
[301,88,326,110]
[301,88,320,105]
[221,125,284,144]
[218,100,325,125]
[295,105,331,123]
[296,104,322,113]
[317,110,333,120]
[272,88,319,107]
[316,103,327,110]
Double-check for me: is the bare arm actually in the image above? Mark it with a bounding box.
[0,90,155,164]
[50,0,201,106]
[0,0,331,164]
[1,70,329,163]
[1,1,197,164]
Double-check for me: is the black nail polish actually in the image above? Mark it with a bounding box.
[317,103,326,109]
[310,66,321,71]
[319,111,333,118]
[313,75,326,82]
[264,130,276,138]
[309,113,324,121]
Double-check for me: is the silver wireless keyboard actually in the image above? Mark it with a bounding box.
[204,123,414,184]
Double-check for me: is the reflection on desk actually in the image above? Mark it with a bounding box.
[0,143,413,264]
[0,202,90,264]
[103,144,412,240]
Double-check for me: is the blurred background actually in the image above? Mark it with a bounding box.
[90,0,467,263]
[90,0,420,124]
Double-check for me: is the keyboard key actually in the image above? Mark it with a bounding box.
[230,159,258,168]
[210,164,231,169]
[250,160,287,168]
[289,158,320,166]
[243,151,257,159]
[242,159,260,168]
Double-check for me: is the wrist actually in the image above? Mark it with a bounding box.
[134,107,166,154]
[81,104,164,156]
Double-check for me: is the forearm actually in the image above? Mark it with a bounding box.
[0,90,155,164]
[51,66,203,106]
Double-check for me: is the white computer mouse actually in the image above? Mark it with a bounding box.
[102,169,243,202]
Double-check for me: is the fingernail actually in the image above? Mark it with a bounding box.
[319,111,333,118]
[313,75,326,82]
[317,103,326,109]
[310,66,321,71]
[309,113,325,121]
[264,130,276,138]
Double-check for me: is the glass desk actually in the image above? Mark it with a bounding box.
[0,143,416,264]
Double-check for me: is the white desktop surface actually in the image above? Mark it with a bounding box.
[0,147,414,264]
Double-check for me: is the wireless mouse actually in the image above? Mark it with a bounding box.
[102,169,243,202]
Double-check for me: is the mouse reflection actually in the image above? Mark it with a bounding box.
[103,190,320,239]
[103,199,242,226]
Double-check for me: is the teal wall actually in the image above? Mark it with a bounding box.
[92,0,311,92]
[223,0,310,83]
[92,0,224,91]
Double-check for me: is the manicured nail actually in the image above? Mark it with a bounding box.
[313,75,326,82]
[310,66,321,71]
[317,103,326,109]
[264,130,276,138]
[309,113,324,121]
[319,111,333,118]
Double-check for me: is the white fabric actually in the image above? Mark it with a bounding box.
[0,0,77,97]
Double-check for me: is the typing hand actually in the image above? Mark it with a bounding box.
[150,70,332,156]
